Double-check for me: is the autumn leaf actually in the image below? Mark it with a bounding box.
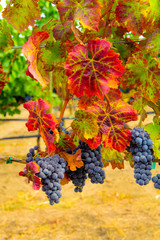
[23,98,57,154]
[60,149,84,171]
[0,63,9,94]
[120,52,160,103]
[65,38,124,99]
[85,133,102,150]
[110,160,124,169]
[2,0,41,32]
[22,31,50,88]
[19,162,41,190]
[78,95,99,110]
[52,66,68,99]
[56,132,77,153]
[87,100,138,152]
[115,0,148,35]
[57,0,102,31]
[53,20,72,42]
[0,19,14,52]
[71,110,99,140]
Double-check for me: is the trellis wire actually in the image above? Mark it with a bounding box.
[0,157,159,164]
[11,39,142,50]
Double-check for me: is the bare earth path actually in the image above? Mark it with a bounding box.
[0,106,160,240]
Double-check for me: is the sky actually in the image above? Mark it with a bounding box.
[0,0,6,18]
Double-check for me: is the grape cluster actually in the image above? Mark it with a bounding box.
[26,145,39,163]
[67,166,87,192]
[26,146,66,205]
[152,174,160,189]
[35,155,66,205]
[79,141,105,184]
[128,127,154,185]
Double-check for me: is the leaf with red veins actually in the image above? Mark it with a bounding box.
[55,132,77,153]
[65,38,124,99]
[2,0,41,32]
[78,95,99,110]
[87,100,137,152]
[0,63,9,94]
[57,0,101,31]
[22,31,50,88]
[23,98,57,153]
[107,88,122,102]
[115,0,147,35]
[19,162,41,190]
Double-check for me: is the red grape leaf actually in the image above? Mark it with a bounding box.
[87,100,138,152]
[71,110,99,140]
[65,38,124,99]
[0,63,9,94]
[2,0,41,32]
[120,53,160,103]
[23,98,57,154]
[57,0,102,31]
[22,31,50,88]
[85,133,102,150]
[19,162,41,190]
[78,95,99,110]
[0,19,14,52]
[56,132,77,153]
[124,150,134,168]
[108,88,122,102]
[60,149,84,171]
[53,21,72,42]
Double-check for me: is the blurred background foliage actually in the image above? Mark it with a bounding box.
[0,0,61,116]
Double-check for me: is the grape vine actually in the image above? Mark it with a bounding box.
[0,0,160,205]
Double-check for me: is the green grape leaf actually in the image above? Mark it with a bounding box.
[120,52,160,103]
[0,19,14,52]
[2,0,41,32]
[71,110,99,140]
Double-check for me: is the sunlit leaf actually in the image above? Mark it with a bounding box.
[2,0,41,32]
[23,98,57,154]
[71,110,99,140]
[65,38,124,99]
[22,31,50,88]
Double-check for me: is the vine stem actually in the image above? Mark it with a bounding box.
[104,94,111,111]
[71,22,86,46]
[57,88,71,127]
[69,131,76,141]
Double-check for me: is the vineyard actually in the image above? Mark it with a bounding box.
[1,0,160,239]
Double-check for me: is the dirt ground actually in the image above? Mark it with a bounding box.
[0,105,160,240]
